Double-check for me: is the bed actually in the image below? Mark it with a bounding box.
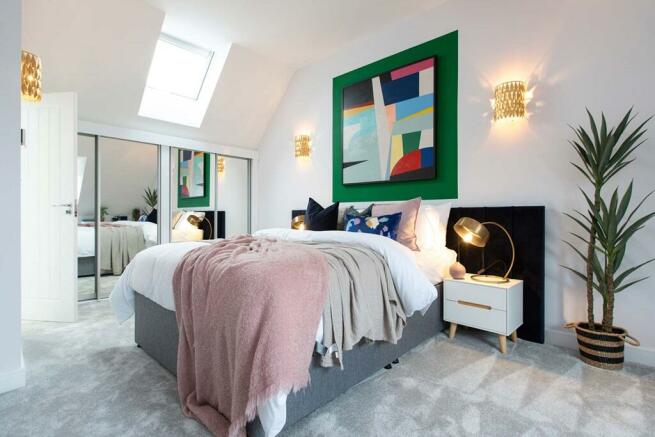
[111,205,455,436]
[78,221,158,276]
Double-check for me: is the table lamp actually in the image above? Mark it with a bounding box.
[453,217,515,283]
[187,214,213,239]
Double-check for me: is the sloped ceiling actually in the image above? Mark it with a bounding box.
[22,0,445,149]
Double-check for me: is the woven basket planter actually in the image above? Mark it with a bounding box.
[565,322,640,370]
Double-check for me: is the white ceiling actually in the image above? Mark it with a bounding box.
[22,0,446,149]
[143,0,447,67]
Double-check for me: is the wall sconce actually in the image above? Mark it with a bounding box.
[21,50,42,103]
[217,156,225,174]
[492,81,526,122]
[294,134,311,158]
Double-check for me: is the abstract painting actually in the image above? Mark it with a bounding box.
[342,57,436,184]
[179,149,205,198]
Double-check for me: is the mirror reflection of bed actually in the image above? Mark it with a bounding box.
[77,135,159,300]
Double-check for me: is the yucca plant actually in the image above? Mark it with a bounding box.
[591,183,655,331]
[143,186,158,213]
[563,108,651,332]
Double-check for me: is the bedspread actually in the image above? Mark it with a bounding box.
[173,236,329,437]
[300,242,406,368]
[100,225,145,275]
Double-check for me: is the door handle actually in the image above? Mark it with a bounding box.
[52,203,73,215]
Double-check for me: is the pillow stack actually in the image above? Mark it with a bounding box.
[301,197,450,253]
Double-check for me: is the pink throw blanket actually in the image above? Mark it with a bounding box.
[172,235,329,437]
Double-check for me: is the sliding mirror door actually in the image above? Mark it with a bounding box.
[216,155,250,237]
[169,149,251,241]
[97,137,159,298]
[77,134,97,301]
[170,147,215,241]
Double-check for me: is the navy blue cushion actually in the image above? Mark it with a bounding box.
[305,198,340,231]
[344,212,402,240]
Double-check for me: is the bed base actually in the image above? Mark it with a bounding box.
[134,285,444,436]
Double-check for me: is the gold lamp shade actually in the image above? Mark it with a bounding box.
[21,50,42,102]
[291,214,306,230]
[493,80,526,122]
[217,156,225,174]
[454,217,489,248]
[294,134,311,158]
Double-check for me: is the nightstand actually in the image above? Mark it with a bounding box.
[444,274,523,354]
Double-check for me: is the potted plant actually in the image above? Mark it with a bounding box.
[143,186,158,214]
[100,206,109,222]
[563,108,654,370]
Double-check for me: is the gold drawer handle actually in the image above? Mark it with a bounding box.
[457,300,492,311]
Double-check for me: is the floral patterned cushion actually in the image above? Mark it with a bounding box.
[344,212,403,241]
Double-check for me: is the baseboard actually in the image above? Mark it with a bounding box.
[0,357,25,394]
[546,327,655,368]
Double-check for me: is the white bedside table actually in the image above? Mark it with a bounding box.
[444,274,523,354]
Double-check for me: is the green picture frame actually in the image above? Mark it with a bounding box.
[332,30,458,202]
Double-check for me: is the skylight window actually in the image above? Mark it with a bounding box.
[139,34,231,127]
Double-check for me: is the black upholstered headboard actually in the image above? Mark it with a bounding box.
[291,205,545,343]
[446,206,545,344]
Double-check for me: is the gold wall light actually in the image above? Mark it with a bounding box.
[217,156,225,174]
[294,134,311,158]
[492,81,526,121]
[21,50,42,103]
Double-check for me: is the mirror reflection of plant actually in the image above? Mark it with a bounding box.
[100,206,109,222]
[143,187,158,213]
[563,108,653,333]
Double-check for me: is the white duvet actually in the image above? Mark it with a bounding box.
[110,229,455,437]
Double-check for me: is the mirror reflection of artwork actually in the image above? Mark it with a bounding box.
[179,150,206,198]
[342,57,436,185]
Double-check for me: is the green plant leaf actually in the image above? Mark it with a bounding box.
[616,181,633,222]
[614,258,655,288]
[615,277,650,293]
[564,212,591,234]
[563,240,589,263]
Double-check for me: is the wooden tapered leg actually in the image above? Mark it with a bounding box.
[498,335,507,354]
[449,322,458,339]
[510,331,518,342]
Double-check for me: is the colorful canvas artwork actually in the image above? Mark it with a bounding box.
[342,57,436,184]
[179,150,205,198]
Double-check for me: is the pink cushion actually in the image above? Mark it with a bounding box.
[372,197,422,250]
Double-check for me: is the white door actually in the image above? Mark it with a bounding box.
[21,92,78,322]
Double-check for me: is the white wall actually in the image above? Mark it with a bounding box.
[257,0,655,364]
[0,0,25,394]
[98,137,158,220]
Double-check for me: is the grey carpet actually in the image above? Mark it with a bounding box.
[1,301,654,437]
[78,275,120,301]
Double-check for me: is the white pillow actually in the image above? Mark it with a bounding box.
[174,211,206,231]
[415,202,452,250]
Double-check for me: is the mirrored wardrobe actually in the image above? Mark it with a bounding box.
[77,135,160,301]
[169,148,250,242]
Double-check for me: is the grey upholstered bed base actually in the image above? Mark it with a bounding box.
[134,284,444,436]
[78,256,95,277]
